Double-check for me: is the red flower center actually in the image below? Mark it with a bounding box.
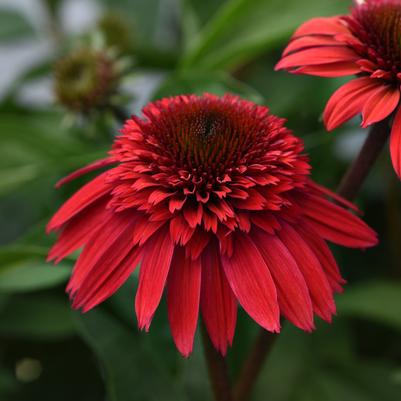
[108,94,310,234]
[347,0,401,80]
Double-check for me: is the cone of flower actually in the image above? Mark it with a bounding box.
[276,0,401,178]
[54,46,124,114]
[47,94,377,357]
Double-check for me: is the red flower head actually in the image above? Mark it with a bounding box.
[47,94,377,356]
[276,0,401,178]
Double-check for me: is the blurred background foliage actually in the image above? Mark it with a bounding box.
[0,0,400,400]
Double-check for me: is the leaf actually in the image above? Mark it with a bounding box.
[153,71,264,103]
[0,295,75,339]
[336,281,401,331]
[180,0,348,70]
[74,307,188,401]
[0,111,108,197]
[0,10,34,41]
[0,245,71,293]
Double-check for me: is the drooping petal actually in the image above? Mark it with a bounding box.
[47,171,112,232]
[221,233,280,332]
[276,47,359,71]
[278,222,336,322]
[67,210,137,296]
[299,224,346,294]
[323,78,383,131]
[201,240,237,355]
[135,226,175,330]
[283,35,344,56]
[361,85,400,127]
[292,17,350,38]
[167,248,201,357]
[55,157,116,188]
[390,106,401,178]
[303,193,378,248]
[47,197,110,263]
[252,229,314,331]
[293,61,361,77]
[77,245,142,312]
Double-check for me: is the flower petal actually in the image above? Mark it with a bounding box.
[303,193,378,248]
[201,240,237,355]
[278,222,336,323]
[390,106,401,179]
[167,248,201,357]
[135,226,175,330]
[221,233,280,332]
[323,78,383,131]
[362,85,400,128]
[47,171,112,232]
[252,229,314,331]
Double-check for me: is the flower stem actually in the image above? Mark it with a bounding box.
[201,324,233,401]
[337,118,390,201]
[233,331,277,401]
[231,119,391,401]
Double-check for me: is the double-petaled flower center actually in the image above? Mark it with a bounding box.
[346,0,401,81]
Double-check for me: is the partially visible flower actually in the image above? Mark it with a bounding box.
[97,12,132,54]
[54,47,120,113]
[47,94,377,356]
[276,0,401,178]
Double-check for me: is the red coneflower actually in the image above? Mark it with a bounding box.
[47,94,377,356]
[276,0,401,178]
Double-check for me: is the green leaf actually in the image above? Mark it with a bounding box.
[336,282,401,331]
[0,245,71,292]
[0,10,35,41]
[153,71,264,103]
[0,111,108,197]
[180,0,348,70]
[0,295,75,339]
[74,308,188,401]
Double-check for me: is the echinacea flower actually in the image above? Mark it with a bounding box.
[47,94,377,356]
[276,0,401,178]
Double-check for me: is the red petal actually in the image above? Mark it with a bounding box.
[252,229,314,331]
[221,233,280,332]
[77,245,142,312]
[167,248,201,357]
[201,240,237,355]
[293,61,360,77]
[390,106,401,179]
[55,158,115,188]
[47,171,112,232]
[298,223,346,293]
[323,78,383,131]
[278,222,336,323]
[362,85,400,128]
[276,47,358,70]
[67,210,136,296]
[47,198,110,263]
[303,194,378,248]
[292,17,349,38]
[135,226,175,330]
[307,179,360,214]
[283,35,344,56]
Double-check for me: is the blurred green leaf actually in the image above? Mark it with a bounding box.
[0,111,108,197]
[0,10,35,41]
[337,282,401,331]
[75,308,188,401]
[0,295,75,339]
[180,0,348,70]
[0,245,70,292]
[153,71,264,103]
